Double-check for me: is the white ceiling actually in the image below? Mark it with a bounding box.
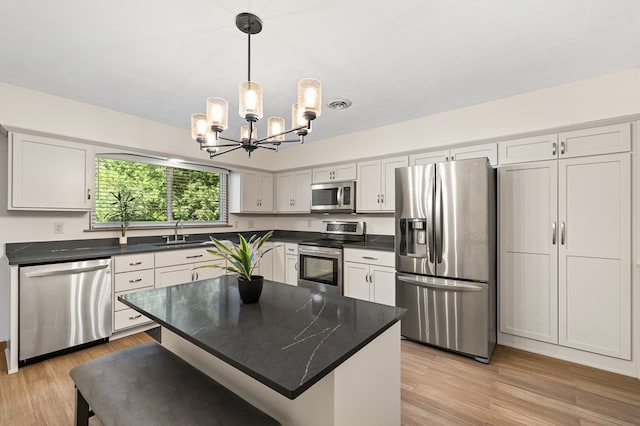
[1,0,639,143]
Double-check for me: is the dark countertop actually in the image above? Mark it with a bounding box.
[5,230,394,266]
[120,275,405,400]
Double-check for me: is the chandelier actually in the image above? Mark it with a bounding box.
[190,12,322,158]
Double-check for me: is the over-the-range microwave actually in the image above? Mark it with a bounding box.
[310,181,356,212]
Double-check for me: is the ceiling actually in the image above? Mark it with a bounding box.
[1,0,639,144]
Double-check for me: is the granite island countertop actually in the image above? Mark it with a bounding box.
[119,275,405,399]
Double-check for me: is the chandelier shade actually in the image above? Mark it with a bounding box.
[190,12,321,158]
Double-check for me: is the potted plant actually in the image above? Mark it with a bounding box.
[108,190,136,246]
[199,231,274,303]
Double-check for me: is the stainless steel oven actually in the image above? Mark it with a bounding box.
[298,245,343,295]
[298,220,365,295]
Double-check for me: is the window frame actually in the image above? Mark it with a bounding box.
[91,151,229,230]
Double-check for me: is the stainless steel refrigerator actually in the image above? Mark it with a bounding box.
[395,158,496,363]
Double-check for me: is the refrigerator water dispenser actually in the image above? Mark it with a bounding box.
[399,218,429,257]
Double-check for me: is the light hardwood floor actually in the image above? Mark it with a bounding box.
[2,335,639,425]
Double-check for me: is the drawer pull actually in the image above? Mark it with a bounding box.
[128,261,143,266]
[128,278,143,283]
[129,314,142,320]
[362,256,378,260]
[186,254,203,259]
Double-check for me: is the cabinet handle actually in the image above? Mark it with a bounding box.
[194,271,198,281]
[362,256,378,260]
[376,194,380,203]
[445,156,449,161]
[295,262,298,271]
[560,141,565,155]
[128,278,143,283]
[552,142,557,156]
[380,194,384,204]
[87,188,91,200]
[552,221,557,245]
[128,261,142,266]
[561,221,566,245]
[450,155,455,161]
[129,314,142,320]
[186,254,203,259]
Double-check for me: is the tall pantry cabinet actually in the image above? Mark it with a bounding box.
[498,123,632,361]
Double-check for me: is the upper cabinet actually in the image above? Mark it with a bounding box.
[312,163,356,183]
[229,171,274,213]
[357,156,407,212]
[498,123,631,165]
[8,132,94,211]
[409,143,498,167]
[276,171,311,213]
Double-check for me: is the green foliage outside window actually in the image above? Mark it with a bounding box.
[94,156,224,227]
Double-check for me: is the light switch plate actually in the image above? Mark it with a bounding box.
[54,222,64,234]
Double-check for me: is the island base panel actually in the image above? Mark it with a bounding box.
[161,323,401,426]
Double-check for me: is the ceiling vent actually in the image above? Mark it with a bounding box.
[327,99,352,110]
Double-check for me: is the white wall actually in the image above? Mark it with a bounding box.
[269,68,640,170]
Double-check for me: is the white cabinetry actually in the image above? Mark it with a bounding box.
[357,156,407,212]
[410,143,498,166]
[112,253,155,331]
[284,243,298,286]
[498,123,631,165]
[8,132,94,210]
[344,249,395,306]
[155,248,224,288]
[229,171,274,213]
[312,163,356,183]
[272,243,286,283]
[276,171,311,213]
[499,153,631,359]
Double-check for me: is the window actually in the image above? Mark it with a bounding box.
[93,153,227,228]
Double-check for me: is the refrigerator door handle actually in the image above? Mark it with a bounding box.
[435,176,443,264]
[398,275,484,292]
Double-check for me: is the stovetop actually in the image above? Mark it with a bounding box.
[298,238,357,249]
[299,220,366,249]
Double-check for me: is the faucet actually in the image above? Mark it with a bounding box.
[174,220,183,241]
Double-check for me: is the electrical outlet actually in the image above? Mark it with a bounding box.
[307,219,312,228]
[54,222,64,234]
[248,220,254,229]
[233,220,239,228]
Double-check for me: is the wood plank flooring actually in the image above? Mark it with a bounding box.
[2,335,640,425]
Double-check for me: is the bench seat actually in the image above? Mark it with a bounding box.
[69,342,279,426]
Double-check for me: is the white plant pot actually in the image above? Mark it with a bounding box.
[119,236,128,246]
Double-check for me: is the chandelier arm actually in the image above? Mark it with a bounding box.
[254,125,308,143]
[256,145,277,151]
[208,145,244,158]
[256,138,302,146]
[218,137,243,145]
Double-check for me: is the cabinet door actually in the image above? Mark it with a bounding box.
[259,243,274,281]
[409,150,449,166]
[241,172,260,211]
[450,143,498,166]
[276,173,294,212]
[312,167,333,183]
[155,264,195,288]
[380,156,408,211]
[333,163,357,181]
[370,265,396,306]
[499,161,558,343]
[558,154,631,359]
[498,133,558,165]
[258,174,274,212]
[344,262,371,301]
[272,244,286,283]
[10,133,93,210]
[559,123,631,159]
[292,171,311,212]
[285,254,298,285]
[193,260,225,281]
[357,160,382,212]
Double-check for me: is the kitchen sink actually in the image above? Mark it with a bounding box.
[152,240,214,247]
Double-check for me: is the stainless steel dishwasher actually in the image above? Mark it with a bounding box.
[19,258,112,361]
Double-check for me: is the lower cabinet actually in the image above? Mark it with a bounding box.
[343,249,395,306]
[155,248,224,288]
[112,253,155,332]
[284,243,298,286]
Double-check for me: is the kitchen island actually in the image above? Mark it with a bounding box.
[120,275,405,426]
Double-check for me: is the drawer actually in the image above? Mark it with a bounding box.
[343,248,395,267]
[113,253,154,273]
[114,287,153,312]
[155,247,212,268]
[114,268,155,292]
[284,243,298,256]
[114,308,152,331]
